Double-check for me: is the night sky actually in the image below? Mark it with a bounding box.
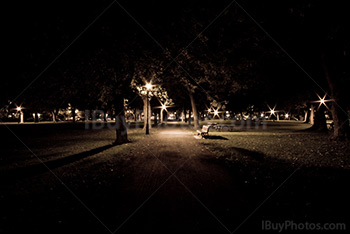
[2,0,349,111]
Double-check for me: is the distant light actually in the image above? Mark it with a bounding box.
[285,114,289,118]
[214,110,218,115]
[208,108,211,112]
[271,110,275,114]
[16,107,21,111]
[226,111,229,113]
[261,113,264,117]
[162,104,166,110]
[145,83,152,90]
[320,99,325,104]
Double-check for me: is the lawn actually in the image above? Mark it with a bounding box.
[1,120,349,233]
[0,123,145,172]
[197,120,350,169]
[195,120,350,225]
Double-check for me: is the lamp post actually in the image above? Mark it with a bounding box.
[16,107,24,123]
[145,83,152,135]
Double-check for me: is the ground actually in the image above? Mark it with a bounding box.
[1,121,349,233]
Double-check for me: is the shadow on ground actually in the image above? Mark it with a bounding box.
[204,135,229,140]
[1,144,115,180]
[232,147,265,161]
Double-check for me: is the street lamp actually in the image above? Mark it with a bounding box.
[310,93,333,110]
[16,106,24,123]
[145,83,152,90]
[145,82,152,135]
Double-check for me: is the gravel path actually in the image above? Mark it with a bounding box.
[1,126,253,234]
[110,127,247,233]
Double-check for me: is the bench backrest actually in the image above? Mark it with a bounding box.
[202,125,210,132]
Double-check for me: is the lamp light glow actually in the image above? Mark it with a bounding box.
[145,83,152,90]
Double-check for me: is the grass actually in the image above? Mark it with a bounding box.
[1,120,349,232]
[195,121,350,225]
[197,120,350,169]
[0,123,146,172]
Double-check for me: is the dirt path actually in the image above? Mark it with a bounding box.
[109,127,248,233]
[1,126,254,234]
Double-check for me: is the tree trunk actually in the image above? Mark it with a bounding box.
[114,96,129,145]
[311,105,328,132]
[322,52,349,140]
[52,111,56,122]
[34,112,39,123]
[303,109,309,123]
[72,107,76,123]
[310,104,314,125]
[160,109,164,124]
[142,96,152,131]
[103,110,107,122]
[189,92,199,129]
[154,109,158,125]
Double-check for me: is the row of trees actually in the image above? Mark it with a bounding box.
[2,0,349,142]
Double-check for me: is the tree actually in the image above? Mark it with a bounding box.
[289,1,350,139]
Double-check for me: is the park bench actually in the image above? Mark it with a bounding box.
[197,124,216,138]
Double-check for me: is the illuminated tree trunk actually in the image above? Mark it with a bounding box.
[114,95,129,145]
[51,111,57,123]
[142,96,151,130]
[303,109,309,123]
[310,104,314,125]
[189,92,199,129]
[160,108,164,124]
